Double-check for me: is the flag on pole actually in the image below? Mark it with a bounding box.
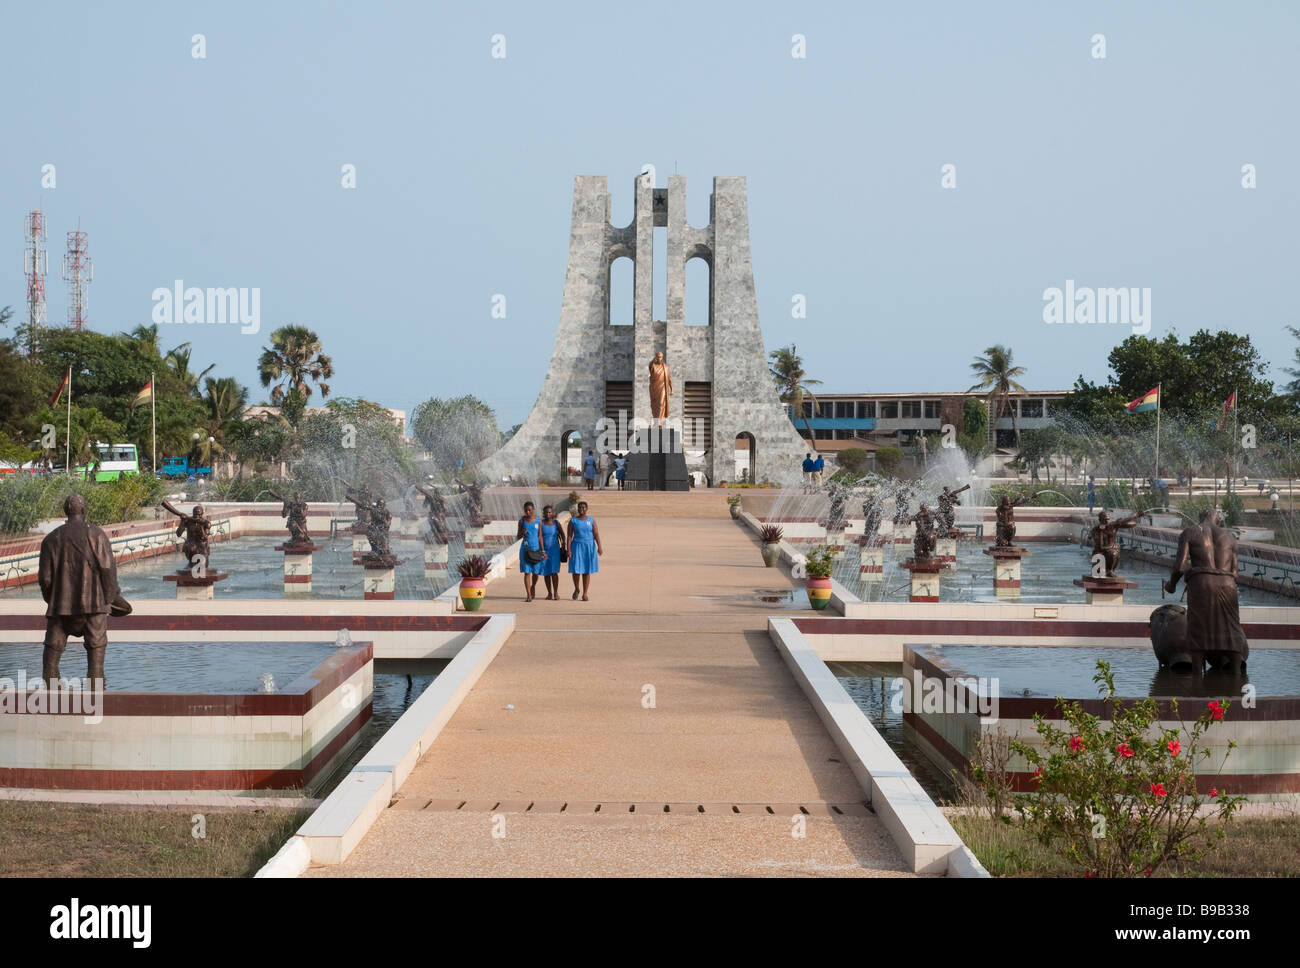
[1125,386,1160,414]
[50,366,70,407]
[130,380,153,410]
[1217,391,1236,430]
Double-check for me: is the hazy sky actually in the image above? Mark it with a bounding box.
[2,1,1297,427]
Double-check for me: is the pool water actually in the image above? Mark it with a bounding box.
[835,541,1283,605]
[0,640,337,693]
[0,534,465,601]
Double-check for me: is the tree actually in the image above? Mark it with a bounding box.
[257,325,334,406]
[164,342,215,396]
[769,344,822,450]
[1282,325,1300,404]
[958,397,990,459]
[1106,330,1276,421]
[410,395,502,480]
[968,345,1027,442]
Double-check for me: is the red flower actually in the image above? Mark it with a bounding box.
[1210,787,1219,798]
[1207,701,1224,721]
[1032,765,1044,782]
[1083,872,1095,879]
[1116,742,1134,758]
[1166,740,1182,758]
[1151,782,1168,798]
[1069,736,1086,752]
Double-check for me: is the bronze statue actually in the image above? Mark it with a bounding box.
[415,482,451,544]
[893,486,912,526]
[38,494,131,683]
[648,350,672,424]
[346,490,392,559]
[862,491,884,542]
[1090,510,1141,577]
[343,481,373,533]
[270,489,310,546]
[162,500,211,570]
[994,492,1039,548]
[938,484,970,537]
[911,503,937,560]
[460,479,486,527]
[1157,507,1249,672]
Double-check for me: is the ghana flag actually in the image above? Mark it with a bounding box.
[130,380,153,410]
[1125,386,1159,414]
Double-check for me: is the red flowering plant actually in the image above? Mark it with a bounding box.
[995,660,1245,878]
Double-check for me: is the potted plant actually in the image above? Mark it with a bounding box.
[568,490,581,515]
[457,555,490,611]
[759,524,783,567]
[803,545,835,611]
[727,494,743,520]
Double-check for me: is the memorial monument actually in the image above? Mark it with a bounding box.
[478,174,811,486]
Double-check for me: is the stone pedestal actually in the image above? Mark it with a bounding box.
[276,542,321,595]
[163,570,229,600]
[1074,575,1138,604]
[361,555,404,601]
[858,537,884,582]
[464,525,485,553]
[901,558,943,603]
[984,546,1028,598]
[424,541,449,581]
[936,536,958,568]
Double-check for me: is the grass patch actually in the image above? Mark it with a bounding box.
[0,800,311,878]
[953,813,1300,878]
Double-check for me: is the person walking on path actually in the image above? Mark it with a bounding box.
[614,454,627,490]
[582,450,598,491]
[538,504,567,600]
[1086,476,1096,514]
[566,500,603,601]
[516,501,545,602]
[802,453,814,494]
[598,451,610,490]
[813,453,825,488]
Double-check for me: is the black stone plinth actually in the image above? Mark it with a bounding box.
[624,430,689,492]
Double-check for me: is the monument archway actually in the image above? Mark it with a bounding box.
[735,432,756,484]
[560,430,582,482]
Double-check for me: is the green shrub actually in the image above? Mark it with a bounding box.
[1221,492,1245,526]
[836,447,869,475]
[0,477,69,534]
[803,545,834,578]
[876,446,903,476]
[995,660,1244,878]
[81,475,166,525]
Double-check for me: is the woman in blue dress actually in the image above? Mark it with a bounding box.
[538,504,567,600]
[516,501,545,602]
[566,500,604,601]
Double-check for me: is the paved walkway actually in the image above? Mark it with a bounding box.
[308,494,911,877]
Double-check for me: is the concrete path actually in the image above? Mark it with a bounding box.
[308,495,911,877]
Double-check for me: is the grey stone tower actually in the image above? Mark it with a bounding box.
[480,175,810,486]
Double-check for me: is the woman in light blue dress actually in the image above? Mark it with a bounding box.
[566,501,604,601]
[538,504,567,600]
[516,501,544,602]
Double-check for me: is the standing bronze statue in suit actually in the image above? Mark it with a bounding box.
[38,494,131,683]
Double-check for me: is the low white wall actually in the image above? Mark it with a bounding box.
[767,617,985,877]
[259,613,515,874]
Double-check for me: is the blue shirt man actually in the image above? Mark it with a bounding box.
[1086,476,1096,512]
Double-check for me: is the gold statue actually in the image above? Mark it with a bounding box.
[649,351,672,425]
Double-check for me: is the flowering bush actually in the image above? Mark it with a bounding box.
[999,660,1244,878]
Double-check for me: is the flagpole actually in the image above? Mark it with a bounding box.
[65,365,72,476]
[151,371,156,477]
[1159,382,1170,485]
[1230,386,1238,496]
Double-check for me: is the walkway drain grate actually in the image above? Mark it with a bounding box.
[411,800,872,816]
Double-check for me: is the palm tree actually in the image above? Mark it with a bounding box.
[769,344,822,450]
[258,325,334,407]
[127,324,161,357]
[203,376,249,477]
[164,342,215,397]
[968,345,1027,446]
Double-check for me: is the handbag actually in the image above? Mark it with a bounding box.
[524,546,545,564]
[560,548,569,563]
